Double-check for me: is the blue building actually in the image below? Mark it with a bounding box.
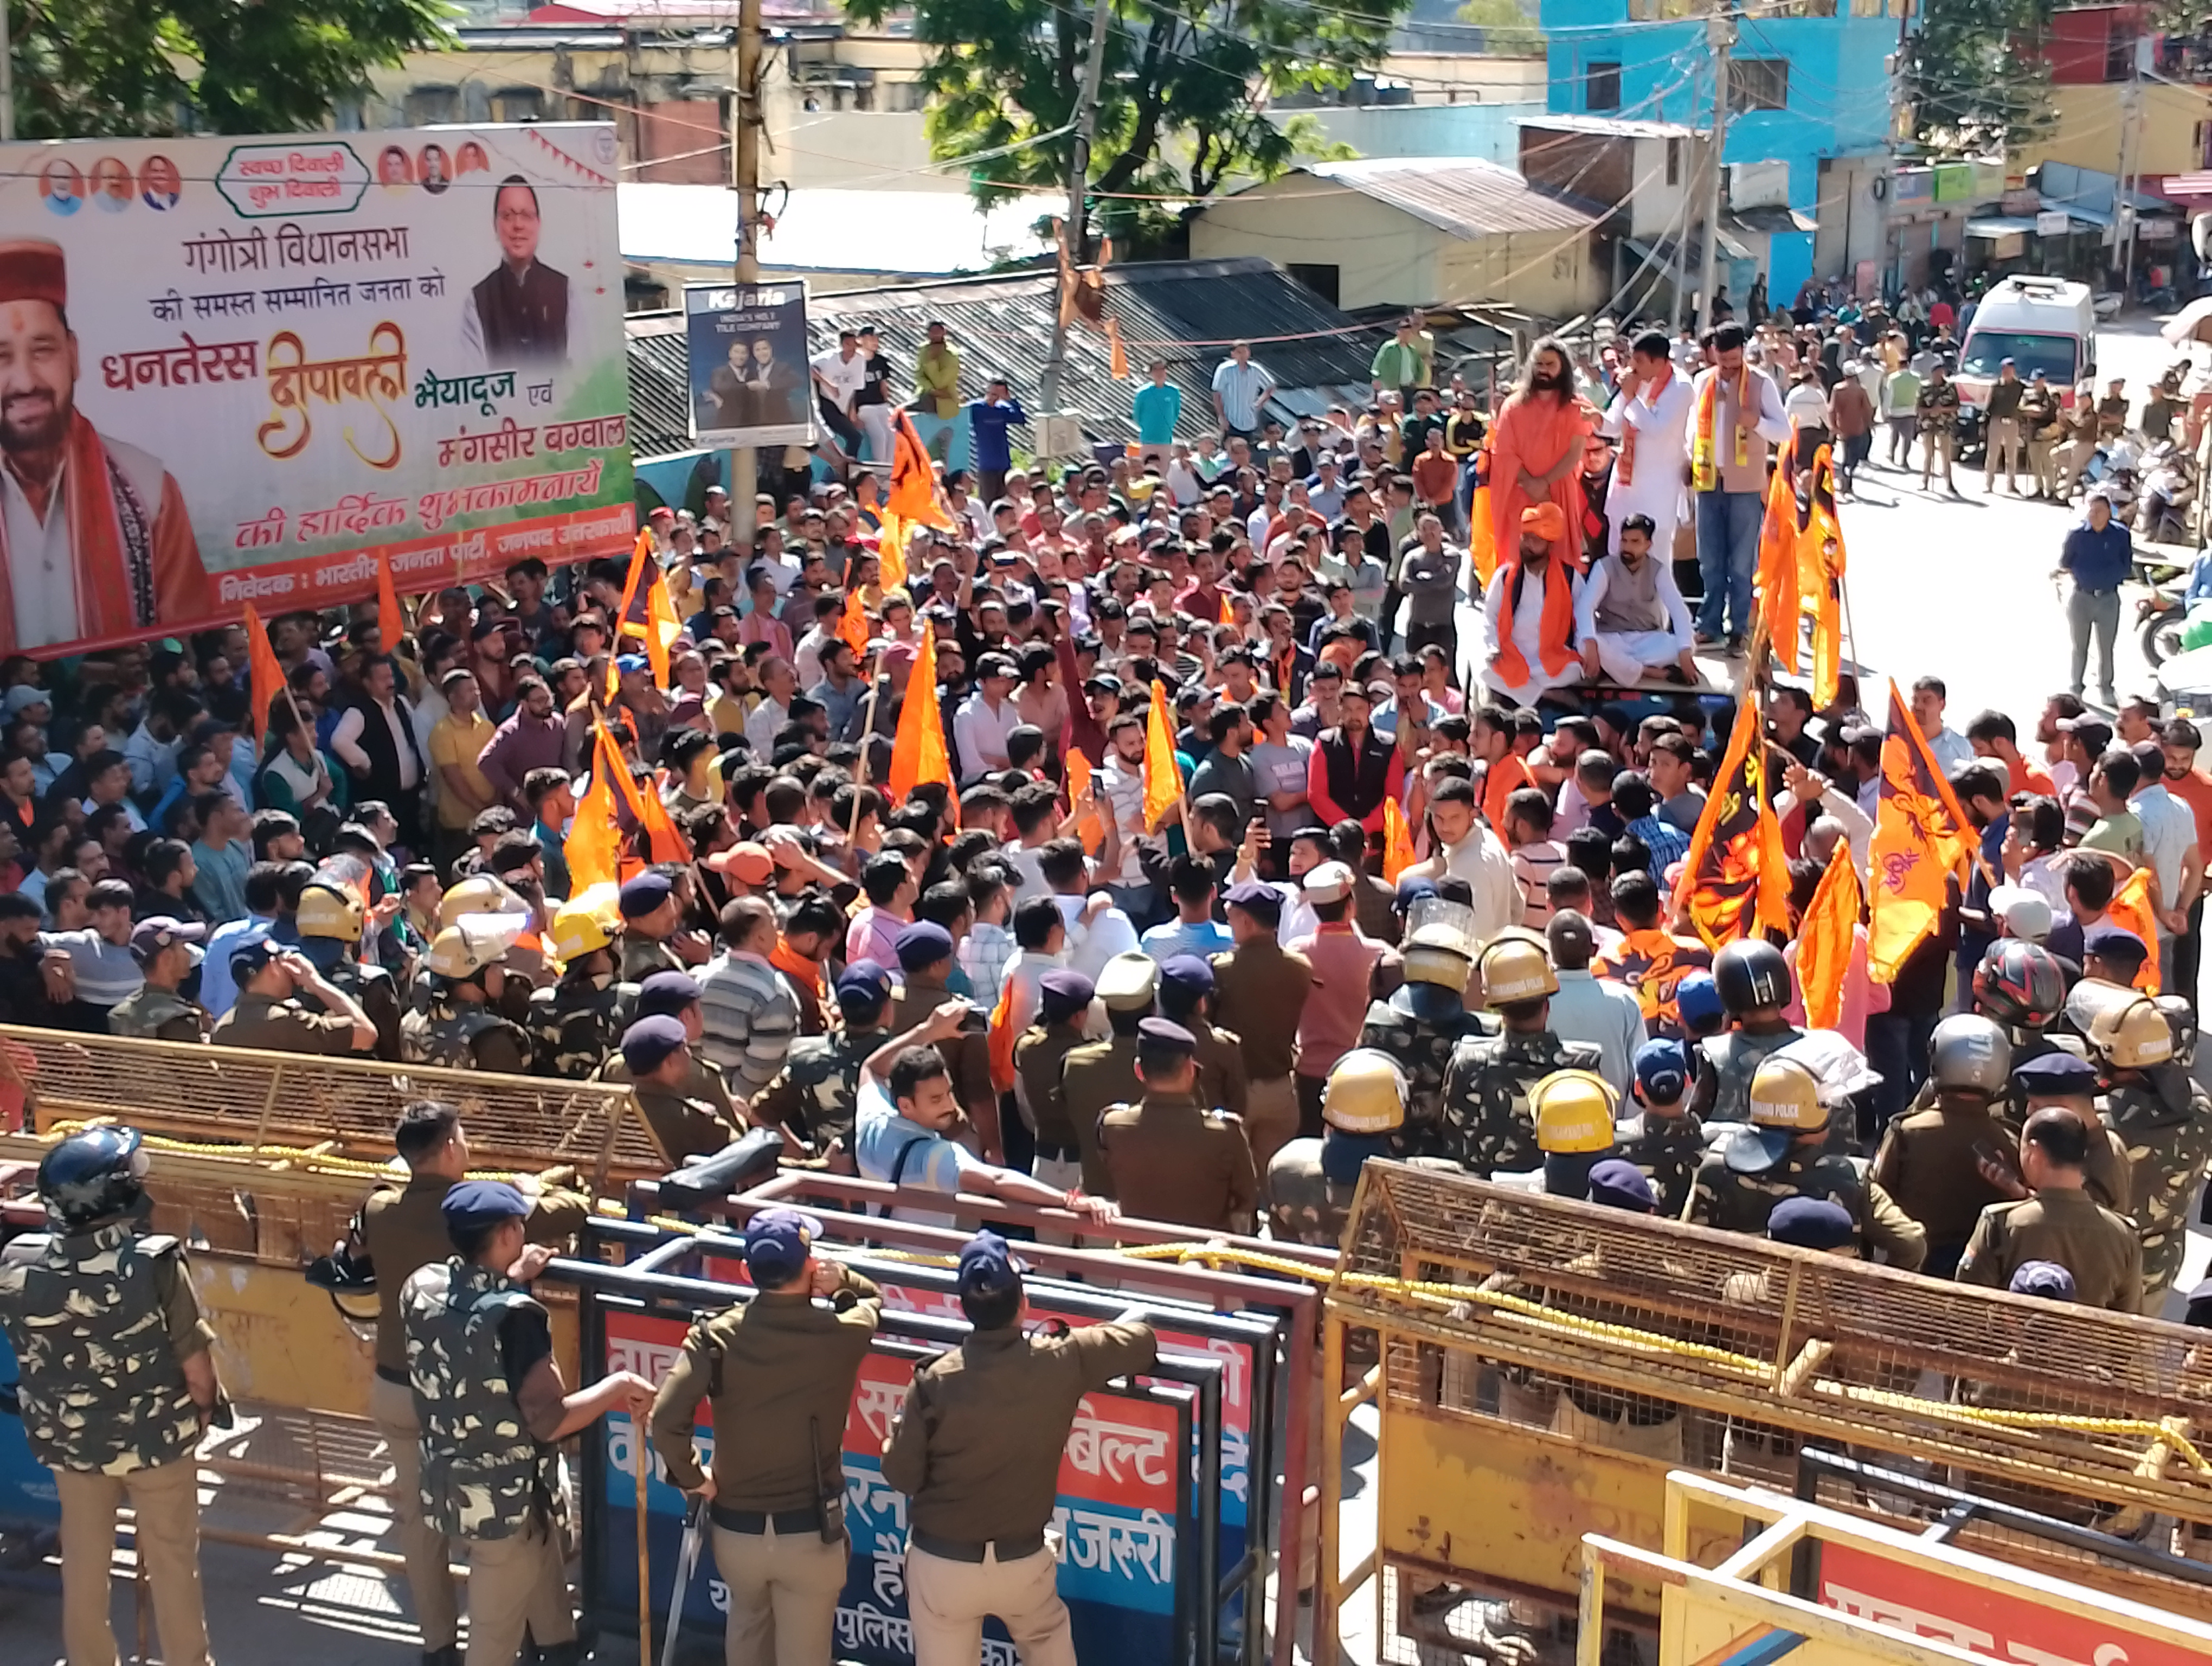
[1537,0,1900,301]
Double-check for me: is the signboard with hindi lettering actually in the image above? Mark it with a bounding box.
[685,281,814,448]
[599,1303,1192,1666]
[0,124,634,658]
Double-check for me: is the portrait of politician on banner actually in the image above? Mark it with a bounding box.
[686,282,814,448]
[0,123,635,660]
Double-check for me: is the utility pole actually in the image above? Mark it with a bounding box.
[1,0,15,143]
[1696,1,1737,334]
[1039,0,1113,416]
[730,0,762,550]
[2115,38,2146,297]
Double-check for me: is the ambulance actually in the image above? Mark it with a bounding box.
[1953,275,2097,453]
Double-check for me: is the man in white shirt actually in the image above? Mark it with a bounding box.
[1574,514,1696,687]
[744,657,799,758]
[809,328,867,470]
[2126,736,2201,991]
[1909,674,1974,777]
[951,653,1021,782]
[1403,776,1521,945]
[1601,329,1694,560]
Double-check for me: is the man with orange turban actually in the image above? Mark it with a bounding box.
[0,238,207,656]
[1481,501,1584,708]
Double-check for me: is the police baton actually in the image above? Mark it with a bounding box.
[661,1494,708,1666]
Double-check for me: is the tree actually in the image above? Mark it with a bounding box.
[844,0,1412,249]
[7,0,449,139]
[1901,0,2056,156]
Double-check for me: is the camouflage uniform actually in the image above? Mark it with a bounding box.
[1357,993,1495,1159]
[402,998,533,1073]
[0,1217,217,1666]
[1437,1030,1603,1177]
[1614,1110,1708,1219]
[1682,1146,1928,1269]
[1265,1137,1359,1248]
[1697,1027,1804,1123]
[749,1024,889,1156]
[106,983,208,1043]
[528,973,636,1079]
[620,933,683,983]
[2102,1069,2212,1308]
[298,941,403,1060]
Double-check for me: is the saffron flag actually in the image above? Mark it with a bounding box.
[1383,794,1417,883]
[642,560,683,688]
[565,728,628,894]
[1142,680,1180,833]
[1754,438,1802,671]
[2109,865,2163,994]
[1867,680,1976,983]
[986,977,1019,1094]
[376,550,406,653]
[1218,591,1235,627]
[1065,747,1104,853]
[1675,688,1791,951]
[838,588,871,660]
[1798,445,1847,710]
[633,767,693,864]
[877,510,908,592]
[886,411,953,529]
[1794,837,1863,1030]
[605,531,653,699]
[1468,448,1497,587]
[241,603,285,745]
[888,627,953,802]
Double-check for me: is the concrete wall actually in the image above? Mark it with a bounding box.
[2013,81,2212,178]
[1811,152,1890,286]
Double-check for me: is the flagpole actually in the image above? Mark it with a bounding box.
[848,650,885,851]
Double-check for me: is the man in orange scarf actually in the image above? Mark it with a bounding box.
[1481,501,1584,708]
[1488,337,1594,566]
[0,239,208,656]
[1689,322,1789,652]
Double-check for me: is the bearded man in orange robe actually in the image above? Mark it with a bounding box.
[1487,336,1597,572]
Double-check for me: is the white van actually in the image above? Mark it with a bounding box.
[1954,276,2097,445]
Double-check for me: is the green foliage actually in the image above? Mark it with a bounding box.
[844,0,1415,242]
[1902,0,2056,156]
[1455,0,1541,58]
[7,0,452,139]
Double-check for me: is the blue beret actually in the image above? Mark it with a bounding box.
[835,960,893,1010]
[1393,876,1439,911]
[1586,1159,1654,1212]
[2014,1050,2098,1092]
[2084,925,2149,965]
[1767,1197,1855,1251]
[1159,954,1215,997]
[743,1207,824,1285]
[895,921,955,971]
[619,872,673,918]
[1038,969,1095,1020]
[621,1013,690,1075]
[1223,880,1281,920]
[955,1228,1027,1296]
[442,1179,529,1233]
[615,652,650,675]
[635,970,701,1018]
[2010,1259,2077,1299]
[1634,1038,1690,1104]
[1137,1016,1197,1053]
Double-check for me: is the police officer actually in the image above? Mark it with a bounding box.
[1616,1038,1705,1218]
[1098,1016,1261,1231]
[1692,940,1804,1125]
[1683,1055,1927,1268]
[210,938,380,1053]
[880,1230,1158,1666]
[1872,1014,2018,1277]
[1266,1049,1407,1248]
[297,874,404,1059]
[107,917,210,1042]
[617,870,690,982]
[1516,1070,1619,1200]
[1059,952,1158,1197]
[402,1180,654,1666]
[1156,955,1249,1121]
[0,1127,221,1666]
[2074,982,2211,1308]
[529,887,635,1078]
[356,1102,587,1666]
[1956,1106,2144,1312]
[595,971,741,1130]
[1012,969,1097,1192]
[1354,905,1488,1159]
[751,962,897,1163]
[1211,880,1314,1175]
[2009,1050,2134,1216]
[617,1013,741,1162]
[1437,933,1603,1177]
[1970,938,2070,1124]
[403,916,532,1072]
[648,1208,882,1666]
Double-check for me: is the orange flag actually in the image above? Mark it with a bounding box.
[606,531,653,699]
[1383,794,1417,883]
[1468,450,1497,587]
[1065,747,1104,853]
[1218,591,1235,627]
[877,510,908,592]
[1794,837,1863,1030]
[241,603,285,746]
[1754,439,1802,671]
[1142,680,1180,833]
[838,589,871,659]
[2109,865,2162,994]
[886,411,953,529]
[888,627,953,801]
[1674,688,1791,950]
[986,977,1019,1094]
[633,770,693,864]
[1868,680,1976,982]
[1797,446,1847,709]
[375,550,407,653]
[643,561,683,687]
[565,728,628,893]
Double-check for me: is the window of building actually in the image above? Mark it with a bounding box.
[1287,264,1340,306]
[404,86,458,126]
[489,88,543,124]
[1667,137,1682,184]
[1728,58,1790,111]
[1585,61,1622,111]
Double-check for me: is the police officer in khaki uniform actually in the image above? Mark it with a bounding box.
[1872,1015,2019,1277]
[356,1103,587,1666]
[618,1013,741,1162]
[211,937,380,1053]
[0,1127,222,1666]
[1059,952,1158,1196]
[106,916,210,1042]
[2009,1049,2135,1220]
[403,1181,655,1666]
[1210,881,1313,1175]
[403,916,532,1072]
[1156,955,1249,1121]
[1012,969,1096,1192]
[648,1209,883,1666]
[1099,1017,1261,1231]
[1957,1102,2144,1312]
[593,971,741,1131]
[882,1231,1158,1666]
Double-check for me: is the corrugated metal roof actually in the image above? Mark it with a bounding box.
[622,255,1388,460]
[1515,113,1705,141]
[1298,157,1602,238]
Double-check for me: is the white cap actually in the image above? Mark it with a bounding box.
[1988,883,2053,944]
[1302,861,1356,905]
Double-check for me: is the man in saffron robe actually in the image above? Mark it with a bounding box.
[1488,337,1596,568]
[1481,501,1584,708]
[0,239,208,657]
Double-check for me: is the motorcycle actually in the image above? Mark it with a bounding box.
[2139,580,2189,668]
[2138,441,2199,545]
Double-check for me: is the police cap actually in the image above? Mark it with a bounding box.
[743,1207,824,1285]
[1767,1197,1854,1251]
[635,970,702,1019]
[1634,1037,1691,1105]
[1038,969,1095,1023]
[2012,1050,2099,1098]
[1136,1016,1197,1054]
[442,1179,530,1235]
[895,921,955,972]
[2084,925,2149,971]
[1586,1158,1655,1213]
[2010,1259,2078,1299]
[1158,954,1215,999]
[955,1228,1027,1296]
[619,872,674,919]
[1223,881,1281,926]
[1096,951,1160,1011]
[836,960,894,1014]
[621,1013,690,1077]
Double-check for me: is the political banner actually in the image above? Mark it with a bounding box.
[0,124,635,659]
[685,281,813,448]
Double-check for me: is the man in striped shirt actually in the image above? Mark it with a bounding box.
[696,895,800,1109]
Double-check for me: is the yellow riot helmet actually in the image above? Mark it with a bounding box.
[2088,995,2175,1071]
[549,882,623,964]
[1321,1048,1406,1135]
[296,881,365,943]
[438,875,528,933]
[425,914,528,982]
[1476,932,1557,1008]
[1532,1071,1619,1154]
[1727,1056,1828,1174]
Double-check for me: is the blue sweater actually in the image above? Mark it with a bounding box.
[2060,520,2133,591]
